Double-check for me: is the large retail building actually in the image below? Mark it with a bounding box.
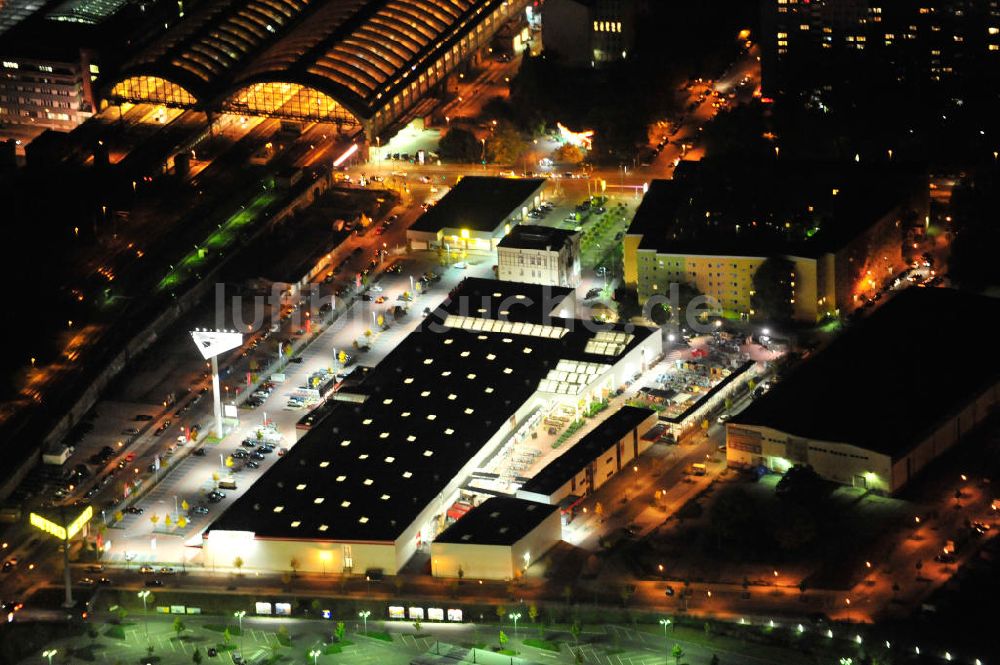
[726,289,1000,494]
[203,278,660,575]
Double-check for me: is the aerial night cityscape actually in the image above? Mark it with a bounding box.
[1,1,1000,664]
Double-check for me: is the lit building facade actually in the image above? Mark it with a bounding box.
[105,0,530,141]
[623,164,922,323]
[497,225,581,288]
[0,52,96,135]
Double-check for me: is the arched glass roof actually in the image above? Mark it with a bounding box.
[107,0,513,123]
[113,0,310,99]
[231,0,501,119]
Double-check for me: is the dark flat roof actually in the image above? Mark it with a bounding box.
[409,177,545,234]
[498,225,577,251]
[628,160,921,257]
[434,277,574,323]
[519,405,656,496]
[208,280,652,542]
[435,497,558,546]
[731,289,1000,457]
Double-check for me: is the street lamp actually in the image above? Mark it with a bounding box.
[43,650,57,665]
[310,649,322,665]
[358,610,371,634]
[234,610,246,656]
[658,618,671,665]
[510,612,521,638]
[137,590,151,645]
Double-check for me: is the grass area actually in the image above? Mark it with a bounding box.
[104,625,126,640]
[69,645,101,662]
[320,639,353,655]
[157,189,278,292]
[498,650,519,656]
[364,631,393,642]
[522,638,560,652]
[204,624,241,635]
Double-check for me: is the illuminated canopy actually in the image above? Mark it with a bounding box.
[30,505,93,541]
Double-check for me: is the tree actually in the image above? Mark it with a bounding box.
[612,287,641,321]
[486,123,524,165]
[496,605,506,624]
[563,585,573,605]
[671,644,685,665]
[457,566,464,583]
[620,585,633,607]
[709,487,759,553]
[290,557,300,577]
[233,556,244,574]
[528,604,538,625]
[498,630,509,650]
[277,624,291,646]
[570,620,581,646]
[709,656,720,665]
[193,648,203,664]
[438,127,482,163]
[413,619,422,632]
[223,628,232,646]
[173,617,186,638]
[335,621,346,643]
[554,144,585,165]
[751,257,797,324]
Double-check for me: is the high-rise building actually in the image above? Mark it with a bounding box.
[0,0,158,145]
[542,0,638,66]
[760,0,1000,94]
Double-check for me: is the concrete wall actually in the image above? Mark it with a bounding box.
[203,530,398,575]
[891,381,1000,491]
[430,506,562,579]
[509,507,562,575]
[430,543,517,580]
[833,204,908,314]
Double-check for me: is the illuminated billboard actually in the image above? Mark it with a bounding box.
[190,329,243,360]
[29,505,93,541]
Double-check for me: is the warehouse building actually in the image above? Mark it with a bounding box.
[623,160,925,322]
[517,405,657,506]
[430,496,561,580]
[726,289,1000,494]
[407,176,548,251]
[497,224,581,288]
[203,278,660,574]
